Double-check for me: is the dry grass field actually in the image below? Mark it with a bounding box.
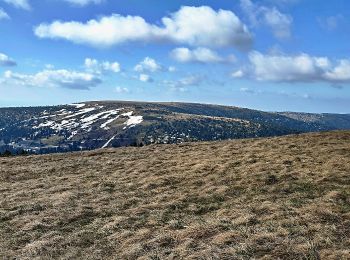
[1,131,350,259]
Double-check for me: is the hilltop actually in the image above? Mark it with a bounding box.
[1,131,349,259]
[0,101,350,154]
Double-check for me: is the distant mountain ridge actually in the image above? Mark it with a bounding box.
[0,101,349,154]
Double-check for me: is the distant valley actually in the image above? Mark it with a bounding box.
[0,101,350,154]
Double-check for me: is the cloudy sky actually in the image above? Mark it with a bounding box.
[0,0,349,112]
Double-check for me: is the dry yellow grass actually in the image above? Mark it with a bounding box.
[1,131,350,259]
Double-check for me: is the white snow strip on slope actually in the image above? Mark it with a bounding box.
[67,130,78,140]
[81,110,119,123]
[120,111,144,129]
[64,107,96,119]
[101,116,119,130]
[101,110,121,119]
[39,115,55,119]
[57,110,72,116]
[125,116,143,127]
[121,111,134,117]
[102,134,117,148]
[36,121,55,128]
[33,107,134,135]
[55,120,80,131]
[81,109,122,129]
[69,103,86,108]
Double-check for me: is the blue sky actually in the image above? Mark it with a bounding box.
[0,0,349,113]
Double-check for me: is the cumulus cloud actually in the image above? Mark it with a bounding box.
[2,0,104,9]
[240,0,293,39]
[178,75,203,86]
[249,51,322,82]
[240,87,257,94]
[324,60,350,82]
[0,8,10,20]
[3,69,101,89]
[139,74,153,83]
[134,57,162,73]
[160,6,252,49]
[248,51,350,83]
[163,75,203,91]
[114,86,129,93]
[34,6,252,49]
[168,66,176,72]
[63,0,104,6]
[170,47,227,63]
[240,87,311,99]
[84,58,120,74]
[262,8,292,39]
[231,70,244,78]
[45,64,55,69]
[0,53,16,66]
[2,0,30,10]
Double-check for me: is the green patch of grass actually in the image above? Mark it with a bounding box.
[336,190,350,213]
[282,181,321,199]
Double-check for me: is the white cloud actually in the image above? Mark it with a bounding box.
[170,47,225,63]
[163,75,203,91]
[240,0,292,39]
[168,66,176,72]
[3,69,101,89]
[139,73,153,83]
[84,58,120,74]
[35,15,154,47]
[318,15,344,31]
[2,0,30,10]
[34,6,252,49]
[63,0,104,6]
[231,70,244,78]
[45,64,55,69]
[134,57,162,73]
[160,6,252,49]
[249,51,324,82]
[240,87,257,94]
[262,7,293,39]
[0,53,16,66]
[0,8,9,20]
[114,86,129,93]
[179,75,203,86]
[248,51,350,83]
[2,0,104,9]
[240,87,311,99]
[324,60,350,82]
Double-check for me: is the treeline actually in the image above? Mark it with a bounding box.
[0,150,30,157]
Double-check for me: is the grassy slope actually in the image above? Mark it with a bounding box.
[0,131,349,259]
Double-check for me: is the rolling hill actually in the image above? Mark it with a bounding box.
[0,131,349,259]
[1,101,350,154]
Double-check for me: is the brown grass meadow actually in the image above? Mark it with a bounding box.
[1,131,350,259]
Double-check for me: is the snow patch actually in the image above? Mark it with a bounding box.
[121,111,133,117]
[69,103,86,108]
[102,134,117,148]
[64,107,96,119]
[125,116,143,127]
[101,116,119,130]
[67,131,78,140]
[36,121,55,128]
[120,111,144,129]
